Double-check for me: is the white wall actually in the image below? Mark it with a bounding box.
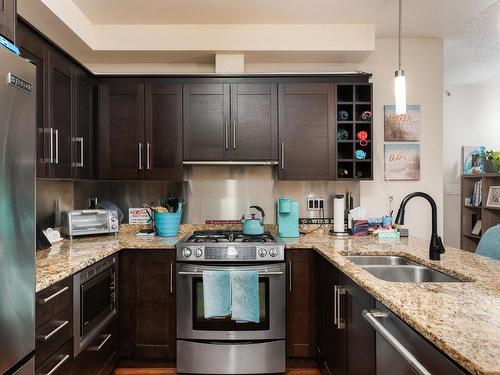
[248,38,444,241]
[443,84,500,247]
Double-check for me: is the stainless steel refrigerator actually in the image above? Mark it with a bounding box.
[0,46,36,375]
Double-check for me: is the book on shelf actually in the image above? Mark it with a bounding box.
[471,179,483,207]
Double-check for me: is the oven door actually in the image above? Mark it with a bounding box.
[80,265,116,338]
[176,262,285,341]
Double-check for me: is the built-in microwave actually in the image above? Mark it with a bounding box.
[73,255,117,356]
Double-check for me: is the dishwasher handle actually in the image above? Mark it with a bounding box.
[362,309,431,375]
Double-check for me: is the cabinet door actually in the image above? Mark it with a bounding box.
[230,83,278,161]
[325,259,347,375]
[49,49,73,178]
[130,251,176,359]
[286,249,315,357]
[74,68,94,179]
[17,21,49,178]
[0,0,16,43]
[144,82,183,180]
[345,276,376,375]
[183,84,230,161]
[278,84,335,180]
[99,81,144,180]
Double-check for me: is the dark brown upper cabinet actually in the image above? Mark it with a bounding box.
[99,80,182,180]
[229,83,278,161]
[17,21,50,178]
[0,0,16,43]
[49,49,74,179]
[183,83,278,162]
[183,83,230,161]
[73,68,95,180]
[278,83,336,180]
[144,82,183,180]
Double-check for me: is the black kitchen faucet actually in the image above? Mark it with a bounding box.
[394,192,446,260]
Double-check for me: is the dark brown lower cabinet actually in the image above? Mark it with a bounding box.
[73,318,118,375]
[119,250,176,360]
[286,249,316,357]
[316,253,374,375]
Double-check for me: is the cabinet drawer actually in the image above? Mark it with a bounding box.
[35,307,73,368]
[35,340,72,375]
[74,319,117,375]
[36,278,72,327]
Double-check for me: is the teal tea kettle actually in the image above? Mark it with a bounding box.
[241,206,265,235]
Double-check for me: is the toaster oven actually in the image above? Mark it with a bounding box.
[62,209,119,239]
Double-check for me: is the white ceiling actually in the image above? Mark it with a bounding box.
[445,0,500,84]
[72,0,496,38]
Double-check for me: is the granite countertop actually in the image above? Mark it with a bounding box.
[36,225,500,375]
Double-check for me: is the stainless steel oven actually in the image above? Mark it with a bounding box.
[176,262,285,341]
[73,255,117,356]
[176,230,286,375]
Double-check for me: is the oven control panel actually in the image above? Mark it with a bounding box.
[177,245,284,262]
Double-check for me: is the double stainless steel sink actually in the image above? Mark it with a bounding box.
[345,256,463,282]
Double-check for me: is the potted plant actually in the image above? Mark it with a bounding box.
[483,150,496,173]
[493,151,500,173]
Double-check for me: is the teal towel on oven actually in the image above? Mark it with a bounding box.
[230,271,260,323]
[202,271,231,319]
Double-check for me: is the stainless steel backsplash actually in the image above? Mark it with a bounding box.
[37,166,359,227]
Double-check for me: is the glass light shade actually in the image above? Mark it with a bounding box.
[394,70,407,115]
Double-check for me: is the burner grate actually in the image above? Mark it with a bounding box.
[187,230,277,243]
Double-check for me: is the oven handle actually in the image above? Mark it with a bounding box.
[177,271,284,276]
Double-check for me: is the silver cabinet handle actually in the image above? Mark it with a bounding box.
[233,121,236,150]
[333,286,338,324]
[48,128,54,164]
[363,310,431,375]
[37,286,69,304]
[170,262,174,294]
[224,122,229,150]
[39,354,69,375]
[88,333,112,352]
[138,143,143,170]
[288,260,292,293]
[280,142,285,170]
[74,137,84,167]
[337,287,346,329]
[54,129,59,164]
[146,142,151,170]
[36,320,69,342]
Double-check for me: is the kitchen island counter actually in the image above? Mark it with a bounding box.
[36,226,500,375]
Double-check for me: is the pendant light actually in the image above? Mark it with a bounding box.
[394,0,407,115]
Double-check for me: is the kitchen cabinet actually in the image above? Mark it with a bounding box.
[278,84,336,180]
[17,20,50,178]
[74,67,95,179]
[0,0,16,42]
[345,275,376,375]
[286,249,315,357]
[183,83,278,162]
[35,277,74,374]
[229,83,278,161]
[99,80,182,180]
[119,250,176,360]
[49,49,74,179]
[144,82,183,180]
[183,83,229,161]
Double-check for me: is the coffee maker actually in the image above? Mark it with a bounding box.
[277,197,299,238]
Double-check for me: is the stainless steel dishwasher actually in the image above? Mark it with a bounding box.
[363,302,469,375]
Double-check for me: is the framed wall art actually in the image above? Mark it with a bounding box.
[384,105,421,141]
[384,144,420,181]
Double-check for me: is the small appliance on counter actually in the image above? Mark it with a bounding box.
[330,194,349,237]
[277,197,299,238]
[61,209,119,239]
[240,205,265,235]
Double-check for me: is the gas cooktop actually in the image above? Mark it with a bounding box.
[176,230,285,262]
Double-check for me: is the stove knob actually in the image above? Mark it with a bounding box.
[269,248,279,257]
[182,248,192,258]
[194,248,203,258]
[258,248,267,258]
